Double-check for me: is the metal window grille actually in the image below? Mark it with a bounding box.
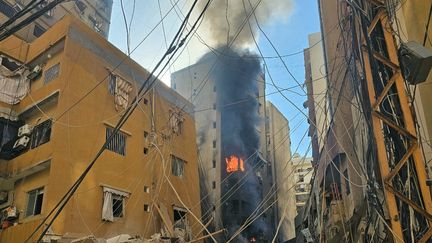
[106,127,126,156]
[44,63,60,84]
[30,119,52,149]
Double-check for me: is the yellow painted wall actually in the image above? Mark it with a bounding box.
[0,16,201,242]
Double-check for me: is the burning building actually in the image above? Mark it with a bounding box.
[171,1,294,241]
[171,47,274,241]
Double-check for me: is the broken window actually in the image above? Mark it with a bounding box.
[30,119,52,149]
[169,110,184,135]
[173,207,187,230]
[26,187,44,217]
[101,186,130,222]
[171,155,185,177]
[43,63,60,84]
[106,127,127,156]
[212,181,216,189]
[108,73,132,110]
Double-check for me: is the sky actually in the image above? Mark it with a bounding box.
[108,0,321,156]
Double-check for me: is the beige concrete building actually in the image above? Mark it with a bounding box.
[291,155,313,213]
[0,16,202,242]
[304,33,329,157]
[265,101,295,242]
[171,50,276,241]
[0,0,112,42]
[392,3,432,173]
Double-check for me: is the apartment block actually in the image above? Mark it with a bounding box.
[0,16,201,242]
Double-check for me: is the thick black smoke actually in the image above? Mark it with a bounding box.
[199,47,269,241]
[200,46,261,159]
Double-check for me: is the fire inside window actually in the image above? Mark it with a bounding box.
[225,155,245,173]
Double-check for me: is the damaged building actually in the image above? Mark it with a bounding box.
[0,16,203,242]
[171,47,275,242]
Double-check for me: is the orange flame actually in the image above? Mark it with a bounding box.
[225,155,245,172]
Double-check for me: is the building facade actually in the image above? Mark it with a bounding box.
[265,101,296,242]
[0,0,113,42]
[291,155,313,215]
[299,0,432,242]
[171,50,278,241]
[0,16,202,242]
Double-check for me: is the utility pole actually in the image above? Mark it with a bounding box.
[361,1,432,242]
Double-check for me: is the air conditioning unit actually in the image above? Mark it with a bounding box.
[18,124,33,137]
[399,41,432,85]
[13,136,30,150]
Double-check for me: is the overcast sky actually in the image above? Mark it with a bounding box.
[108,0,321,156]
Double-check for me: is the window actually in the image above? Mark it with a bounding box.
[344,169,351,195]
[213,103,216,110]
[213,122,216,129]
[212,160,216,168]
[112,195,123,217]
[33,24,45,37]
[298,174,304,183]
[75,0,87,13]
[44,63,60,84]
[26,187,44,217]
[0,1,15,18]
[173,207,187,230]
[143,147,148,154]
[171,155,185,177]
[144,204,150,212]
[101,186,130,222]
[144,186,150,193]
[30,119,52,149]
[106,127,127,156]
[212,181,216,189]
[108,73,116,95]
[169,110,184,135]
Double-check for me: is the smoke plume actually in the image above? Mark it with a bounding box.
[199,47,269,241]
[199,0,293,46]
